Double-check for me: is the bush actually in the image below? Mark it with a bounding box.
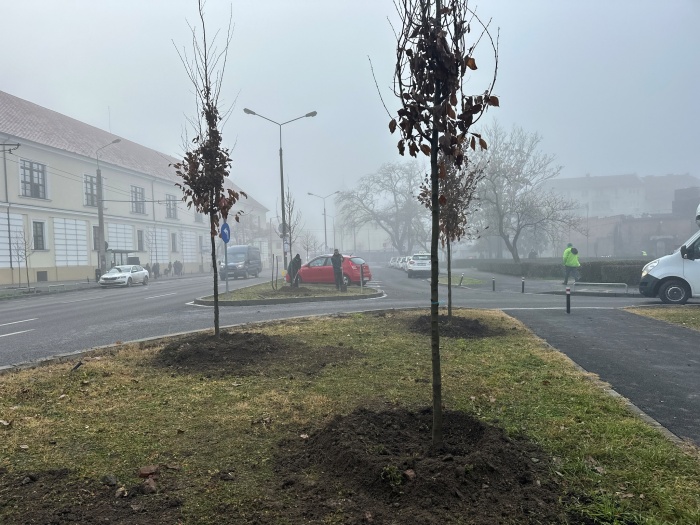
[454,258,645,284]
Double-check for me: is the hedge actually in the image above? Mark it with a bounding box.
[449,259,647,285]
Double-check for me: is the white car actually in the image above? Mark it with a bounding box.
[388,257,398,268]
[99,265,149,287]
[407,253,430,278]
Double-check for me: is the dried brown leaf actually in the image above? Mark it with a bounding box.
[466,57,477,71]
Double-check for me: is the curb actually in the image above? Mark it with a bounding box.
[193,289,385,306]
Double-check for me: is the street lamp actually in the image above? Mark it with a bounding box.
[308,191,339,252]
[243,107,316,270]
[96,138,121,276]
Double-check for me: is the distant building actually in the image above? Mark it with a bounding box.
[543,173,700,217]
[0,90,267,285]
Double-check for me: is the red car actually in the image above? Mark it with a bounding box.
[286,254,372,286]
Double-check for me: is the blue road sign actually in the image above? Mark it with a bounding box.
[220,222,230,244]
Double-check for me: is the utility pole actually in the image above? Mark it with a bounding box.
[96,138,120,275]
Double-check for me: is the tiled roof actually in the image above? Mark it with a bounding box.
[0,90,266,212]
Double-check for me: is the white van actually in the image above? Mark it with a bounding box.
[639,204,700,304]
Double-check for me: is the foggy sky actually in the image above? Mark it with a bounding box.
[1,0,698,241]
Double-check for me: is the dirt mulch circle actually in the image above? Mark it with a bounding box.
[407,314,507,339]
[0,467,183,524]
[272,405,585,524]
[152,330,360,378]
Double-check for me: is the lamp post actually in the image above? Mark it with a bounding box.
[308,191,339,252]
[96,138,121,276]
[243,107,316,270]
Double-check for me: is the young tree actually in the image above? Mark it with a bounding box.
[472,122,581,261]
[336,162,429,255]
[391,0,498,446]
[418,153,484,318]
[11,228,32,288]
[298,230,321,260]
[172,0,246,336]
[283,187,304,262]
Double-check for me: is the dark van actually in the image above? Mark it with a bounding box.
[219,245,262,280]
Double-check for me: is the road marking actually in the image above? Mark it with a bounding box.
[0,329,35,338]
[145,292,177,300]
[0,318,37,328]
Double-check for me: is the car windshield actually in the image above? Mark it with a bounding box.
[227,252,246,262]
[413,255,429,260]
[108,267,127,274]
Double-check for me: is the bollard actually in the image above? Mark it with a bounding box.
[521,276,525,293]
[492,277,495,292]
[458,273,464,287]
[566,287,571,314]
[360,265,364,293]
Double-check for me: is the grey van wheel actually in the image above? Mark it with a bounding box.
[659,279,689,305]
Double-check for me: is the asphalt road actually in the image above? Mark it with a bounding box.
[2,265,699,444]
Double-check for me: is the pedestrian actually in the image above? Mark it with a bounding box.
[144,263,151,277]
[289,253,302,287]
[174,260,182,276]
[563,247,581,285]
[153,262,160,280]
[331,248,344,290]
[562,243,572,282]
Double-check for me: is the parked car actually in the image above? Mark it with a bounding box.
[406,253,430,278]
[400,256,411,271]
[388,257,398,268]
[99,265,149,287]
[286,254,372,286]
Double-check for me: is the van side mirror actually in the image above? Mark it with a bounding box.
[681,246,688,259]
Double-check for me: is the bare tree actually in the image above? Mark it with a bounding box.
[172,0,246,336]
[472,122,580,262]
[419,153,484,318]
[298,230,321,260]
[336,162,429,255]
[11,228,32,288]
[390,0,498,446]
[283,187,304,260]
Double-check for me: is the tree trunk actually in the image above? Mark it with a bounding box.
[447,239,452,320]
[210,210,220,337]
[429,0,444,449]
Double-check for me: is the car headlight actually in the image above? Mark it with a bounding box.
[641,259,658,277]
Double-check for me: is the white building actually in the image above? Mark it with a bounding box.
[0,90,267,285]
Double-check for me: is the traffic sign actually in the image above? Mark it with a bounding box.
[220,222,230,244]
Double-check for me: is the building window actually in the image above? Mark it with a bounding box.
[20,159,47,199]
[194,211,203,223]
[131,186,146,214]
[33,221,45,250]
[166,195,178,219]
[84,174,98,207]
[137,230,144,251]
[171,232,178,252]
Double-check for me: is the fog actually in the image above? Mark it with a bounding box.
[1,0,697,241]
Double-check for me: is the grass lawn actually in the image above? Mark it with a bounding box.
[628,304,700,331]
[211,281,378,301]
[1,309,699,523]
[438,274,483,286]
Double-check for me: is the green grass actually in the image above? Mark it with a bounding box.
[628,305,700,331]
[1,309,700,523]
[438,274,482,285]
[209,281,377,301]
